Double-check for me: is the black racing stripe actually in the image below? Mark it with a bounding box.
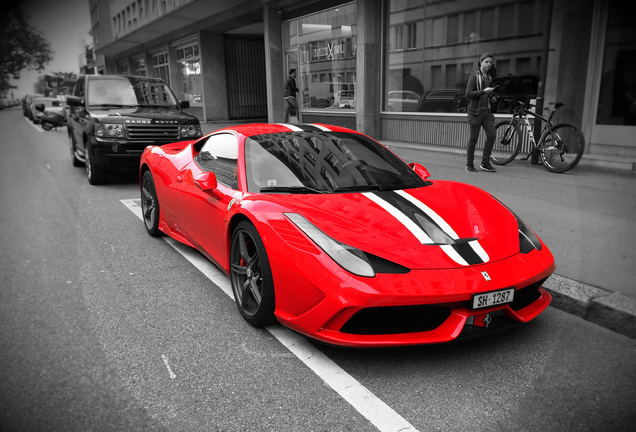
[295,124,323,132]
[372,190,438,232]
[451,243,484,265]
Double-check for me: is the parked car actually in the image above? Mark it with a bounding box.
[387,90,421,112]
[67,74,202,185]
[30,97,62,124]
[417,88,463,113]
[139,123,555,347]
[22,93,44,119]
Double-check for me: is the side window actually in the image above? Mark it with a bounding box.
[195,133,239,189]
[75,78,85,98]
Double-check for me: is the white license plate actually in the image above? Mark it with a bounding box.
[472,288,515,309]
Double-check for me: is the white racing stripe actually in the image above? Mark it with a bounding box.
[121,198,419,432]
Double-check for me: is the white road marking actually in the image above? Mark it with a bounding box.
[121,198,420,432]
[161,354,177,379]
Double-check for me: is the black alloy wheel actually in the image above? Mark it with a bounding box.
[230,221,276,326]
[68,132,82,167]
[85,144,108,185]
[141,170,161,237]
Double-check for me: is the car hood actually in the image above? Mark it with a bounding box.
[265,180,523,270]
[90,107,199,123]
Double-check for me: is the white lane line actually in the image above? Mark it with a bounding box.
[121,199,420,432]
[161,354,177,379]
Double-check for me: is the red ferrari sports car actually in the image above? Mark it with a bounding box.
[139,123,554,347]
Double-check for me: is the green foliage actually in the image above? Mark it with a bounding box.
[0,4,54,93]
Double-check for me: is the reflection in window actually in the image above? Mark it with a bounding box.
[195,134,239,189]
[176,42,202,105]
[384,0,544,114]
[152,52,170,87]
[596,3,636,126]
[283,3,357,111]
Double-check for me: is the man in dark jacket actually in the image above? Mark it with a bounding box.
[464,53,499,172]
[284,69,299,123]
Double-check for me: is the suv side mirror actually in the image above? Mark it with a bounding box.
[35,104,45,112]
[194,172,217,191]
[67,96,84,107]
[179,100,190,109]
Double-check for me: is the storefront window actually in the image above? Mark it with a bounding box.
[176,42,202,105]
[151,52,170,86]
[284,3,357,111]
[384,0,545,114]
[595,3,636,126]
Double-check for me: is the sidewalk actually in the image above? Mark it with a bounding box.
[200,121,636,339]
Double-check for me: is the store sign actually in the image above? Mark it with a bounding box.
[306,39,353,62]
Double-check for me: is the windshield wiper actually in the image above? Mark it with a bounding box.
[332,184,398,192]
[260,185,326,194]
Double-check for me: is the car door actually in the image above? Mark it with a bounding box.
[68,78,86,155]
[172,133,239,267]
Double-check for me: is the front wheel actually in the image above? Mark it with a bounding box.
[85,145,108,185]
[141,170,161,237]
[490,121,522,165]
[540,123,585,173]
[41,121,53,131]
[230,221,276,327]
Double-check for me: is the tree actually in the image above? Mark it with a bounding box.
[0,4,54,94]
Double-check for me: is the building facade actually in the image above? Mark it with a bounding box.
[89,0,636,163]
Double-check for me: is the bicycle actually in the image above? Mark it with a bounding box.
[490,100,585,173]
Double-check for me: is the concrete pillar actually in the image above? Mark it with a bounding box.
[356,0,382,137]
[264,4,284,123]
[199,31,229,121]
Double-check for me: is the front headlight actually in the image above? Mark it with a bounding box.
[180,124,202,138]
[516,215,542,253]
[95,123,125,138]
[285,213,375,277]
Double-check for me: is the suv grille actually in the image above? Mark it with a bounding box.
[127,124,180,140]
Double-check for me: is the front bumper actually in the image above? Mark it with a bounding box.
[269,245,555,347]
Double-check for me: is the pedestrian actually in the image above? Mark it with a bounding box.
[284,68,299,123]
[465,52,499,172]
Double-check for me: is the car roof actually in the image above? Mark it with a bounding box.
[213,123,360,138]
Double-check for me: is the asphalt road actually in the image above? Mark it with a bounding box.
[1,107,635,432]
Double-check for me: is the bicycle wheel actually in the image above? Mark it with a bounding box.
[490,121,522,165]
[540,123,585,173]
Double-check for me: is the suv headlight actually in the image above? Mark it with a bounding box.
[285,213,375,277]
[180,124,202,138]
[95,123,125,138]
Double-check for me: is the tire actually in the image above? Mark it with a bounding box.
[41,121,53,131]
[69,131,82,167]
[230,221,276,326]
[141,170,161,237]
[85,145,108,185]
[540,123,585,173]
[490,121,522,165]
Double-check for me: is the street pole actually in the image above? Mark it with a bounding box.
[532,0,554,165]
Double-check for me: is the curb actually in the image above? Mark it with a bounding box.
[544,274,636,339]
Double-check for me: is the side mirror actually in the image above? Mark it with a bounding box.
[194,171,217,192]
[408,162,430,180]
[35,104,45,112]
[67,96,84,107]
[179,100,190,109]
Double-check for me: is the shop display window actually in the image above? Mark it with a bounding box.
[176,42,202,105]
[384,0,545,114]
[283,3,357,111]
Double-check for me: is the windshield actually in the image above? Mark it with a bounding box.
[244,131,427,193]
[87,77,179,108]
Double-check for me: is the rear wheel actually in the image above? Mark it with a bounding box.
[41,121,53,131]
[490,121,522,165]
[85,145,108,185]
[141,170,161,237]
[230,221,276,326]
[540,123,585,173]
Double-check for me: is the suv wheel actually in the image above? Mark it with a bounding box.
[85,145,108,185]
[69,132,82,167]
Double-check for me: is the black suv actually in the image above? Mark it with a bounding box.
[67,75,202,184]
